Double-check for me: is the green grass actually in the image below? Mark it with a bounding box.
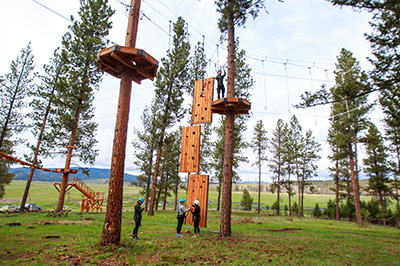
[1,181,400,265]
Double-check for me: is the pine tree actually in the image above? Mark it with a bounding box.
[269,119,287,215]
[0,43,35,150]
[362,123,391,223]
[330,48,373,225]
[210,42,253,211]
[288,115,303,217]
[131,106,159,211]
[20,49,63,212]
[240,188,253,211]
[148,17,190,216]
[299,130,321,216]
[0,43,35,198]
[46,0,114,211]
[282,121,296,216]
[250,119,268,213]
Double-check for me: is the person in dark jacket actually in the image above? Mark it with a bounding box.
[215,67,226,99]
[191,199,201,237]
[132,197,144,240]
[176,198,190,237]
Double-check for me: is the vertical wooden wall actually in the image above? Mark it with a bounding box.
[185,174,209,228]
[180,125,201,173]
[191,77,214,124]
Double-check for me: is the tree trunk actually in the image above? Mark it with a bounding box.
[101,69,133,245]
[148,132,165,216]
[348,143,361,225]
[220,111,234,237]
[101,0,140,246]
[148,88,172,216]
[335,156,340,220]
[56,97,82,211]
[174,173,179,211]
[258,150,261,214]
[155,166,165,211]
[277,162,281,216]
[288,177,292,216]
[20,70,59,213]
[162,181,168,210]
[395,132,400,211]
[219,0,236,238]
[217,180,221,211]
[144,146,154,211]
[295,161,301,217]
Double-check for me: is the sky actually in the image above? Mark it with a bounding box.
[0,0,380,182]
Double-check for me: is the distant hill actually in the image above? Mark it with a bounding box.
[9,167,137,182]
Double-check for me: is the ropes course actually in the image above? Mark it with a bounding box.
[0,151,77,174]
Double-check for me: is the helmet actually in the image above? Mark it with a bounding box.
[217,69,222,73]
[179,198,185,203]
[194,200,200,205]
[138,197,144,203]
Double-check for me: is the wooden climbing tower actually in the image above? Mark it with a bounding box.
[180,125,201,173]
[180,76,251,228]
[186,174,209,228]
[54,177,105,212]
[192,78,214,124]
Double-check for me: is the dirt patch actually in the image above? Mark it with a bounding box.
[232,218,262,225]
[34,220,91,226]
[266,228,302,232]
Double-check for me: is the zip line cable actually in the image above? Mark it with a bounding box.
[32,0,118,45]
[284,62,291,113]
[31,0,71,22]
[261,59,267,110]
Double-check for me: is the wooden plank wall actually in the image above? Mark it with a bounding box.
[191,77,214,124]
[179,125,201,173]
[185,174,209,228]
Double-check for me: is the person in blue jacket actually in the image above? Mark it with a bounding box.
[176,198,190,237]
[131,197,144,240]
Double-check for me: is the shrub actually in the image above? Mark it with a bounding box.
[291,202,299,215]
[313,203,322,218]
[240,188,253,211]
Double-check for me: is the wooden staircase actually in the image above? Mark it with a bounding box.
[54,177,104,212]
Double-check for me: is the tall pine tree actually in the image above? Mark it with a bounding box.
[147,17,190,216]
[45,0,114,211]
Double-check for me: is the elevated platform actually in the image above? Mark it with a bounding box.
[54,177,104,212]
[211,97,251,115]
[97,45,158,84]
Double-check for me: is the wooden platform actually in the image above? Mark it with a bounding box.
[97,45,158,84]
[186,174,209,228]
[54,177,104,212]
[192,77,214,124]
[180,125,201,173]
[211,97,251,115]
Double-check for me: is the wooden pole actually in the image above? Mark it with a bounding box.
[101,0,141,246]
[219,2,235,237]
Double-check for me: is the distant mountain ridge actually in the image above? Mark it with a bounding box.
[9,167,137,182]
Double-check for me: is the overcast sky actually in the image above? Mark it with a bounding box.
[1,0,380,182]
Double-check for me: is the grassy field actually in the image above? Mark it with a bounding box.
[0,181,399,265]
[1,180,375,213]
